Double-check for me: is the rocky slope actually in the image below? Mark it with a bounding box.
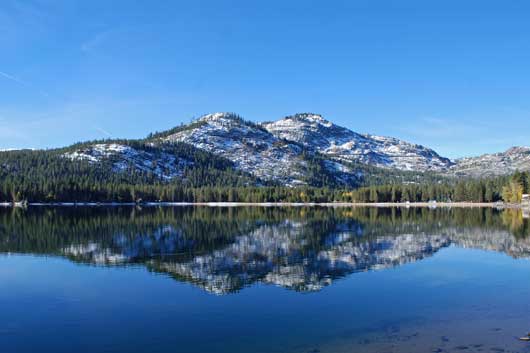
[152,112,456,185]
[160,113,309,185]
[263,113,453,172]
[450,147,530,178]
[59,112,530,183]
[64,143,192,180]
[159,112,360,186]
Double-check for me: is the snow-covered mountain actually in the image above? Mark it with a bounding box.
[450,146,530,178]
[262,113,453,172]
[148,112,455,184]
[60,112,530,183]
[161,113,309,185]
[159,112,359,186]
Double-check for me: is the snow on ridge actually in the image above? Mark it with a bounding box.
[65,143,131,161]
[263,114,453,172]
[275,113,334,128]
[162,114,312,186]
[59,112,530,182]
[451,146,530,177]
[64,143,191,180]
[157,111,455,183]
[197,112,239,123]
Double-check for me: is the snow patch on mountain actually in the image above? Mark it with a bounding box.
[64,143,191,180]
[451,146,530,177]
[59,112,530,182]
[161,113,311,185]
[262,113,454,172]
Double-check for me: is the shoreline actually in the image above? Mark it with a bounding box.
[0,201,524,208]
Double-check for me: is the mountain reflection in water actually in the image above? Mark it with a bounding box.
[1,206,529,295]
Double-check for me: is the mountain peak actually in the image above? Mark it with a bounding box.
[197,112,240,123]
[504,146,530,155]
[142,112,530,180]
[451,145,530,177]
[12,110,530,189]
[262,113,452,172]
[282,113,333,127]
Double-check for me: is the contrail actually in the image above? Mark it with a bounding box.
[94,127,113,138]
[0,70,27,85]
[0,70,50,98]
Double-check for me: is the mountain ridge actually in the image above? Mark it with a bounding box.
[262,113,453,172]
[2,112,529,188]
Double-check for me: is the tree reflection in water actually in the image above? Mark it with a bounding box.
[1,206,529,294]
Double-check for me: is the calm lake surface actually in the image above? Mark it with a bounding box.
[1,206,530,353]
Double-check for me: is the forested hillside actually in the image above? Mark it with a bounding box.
[1,113,529,204]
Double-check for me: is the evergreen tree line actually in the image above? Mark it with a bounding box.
[342,178,507,203]
[0,178,520,204]
[2,205,525,257]
[341,172,530,204]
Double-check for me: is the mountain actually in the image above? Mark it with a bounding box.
[63,143,192,180]
[262,113,453,172]
[2,112,529,193]
[156,112,364,186]
[159,113,311,185]
[450,147,530,178]
[142,112,457,185]
[0,140,256,197]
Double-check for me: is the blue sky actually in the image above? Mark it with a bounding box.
[1,0,530,158]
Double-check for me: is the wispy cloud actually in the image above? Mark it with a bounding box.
[0,70,26,85]
[0,69,50,98]
[94,126,113,138]
[81,30,112,53]
[0,0,51,46]
[0,99,127,149]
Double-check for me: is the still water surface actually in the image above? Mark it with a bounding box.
[1,206,530,353]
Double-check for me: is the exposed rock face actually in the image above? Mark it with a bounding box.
[61,112,530,182]
[263,113,453,172]
[162,113,310,185]
[450,146,530,177]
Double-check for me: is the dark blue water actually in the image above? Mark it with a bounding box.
[1,207,530,353]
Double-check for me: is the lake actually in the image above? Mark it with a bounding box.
[1,206,530,353]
